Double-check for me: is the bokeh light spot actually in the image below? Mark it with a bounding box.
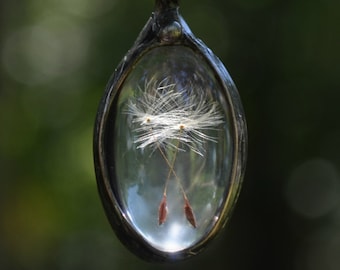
[58,0,117,18]
[285,158,340,219]
[1,17,89,85]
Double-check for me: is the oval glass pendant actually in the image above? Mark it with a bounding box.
[94,0,247,262]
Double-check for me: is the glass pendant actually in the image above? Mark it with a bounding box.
[93,0,247,262]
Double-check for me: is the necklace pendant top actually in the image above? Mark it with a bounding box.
[94,0,247,262]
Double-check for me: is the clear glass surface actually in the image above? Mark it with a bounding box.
[110,46,234,253]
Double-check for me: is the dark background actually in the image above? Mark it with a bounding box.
[1,0,339,269]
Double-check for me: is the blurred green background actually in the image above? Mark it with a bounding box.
[1,0,339,269]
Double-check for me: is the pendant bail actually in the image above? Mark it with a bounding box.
[153,0,182,43]
[155,0,179,12]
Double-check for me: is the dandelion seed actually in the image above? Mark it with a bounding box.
[126,78,224,227]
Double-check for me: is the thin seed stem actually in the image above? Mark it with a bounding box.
[163,139,180,196]
[157,139,197,228]
[156,142,185,197]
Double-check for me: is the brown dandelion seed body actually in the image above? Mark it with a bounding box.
[184,198,197,228]
[158,194,168,225]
